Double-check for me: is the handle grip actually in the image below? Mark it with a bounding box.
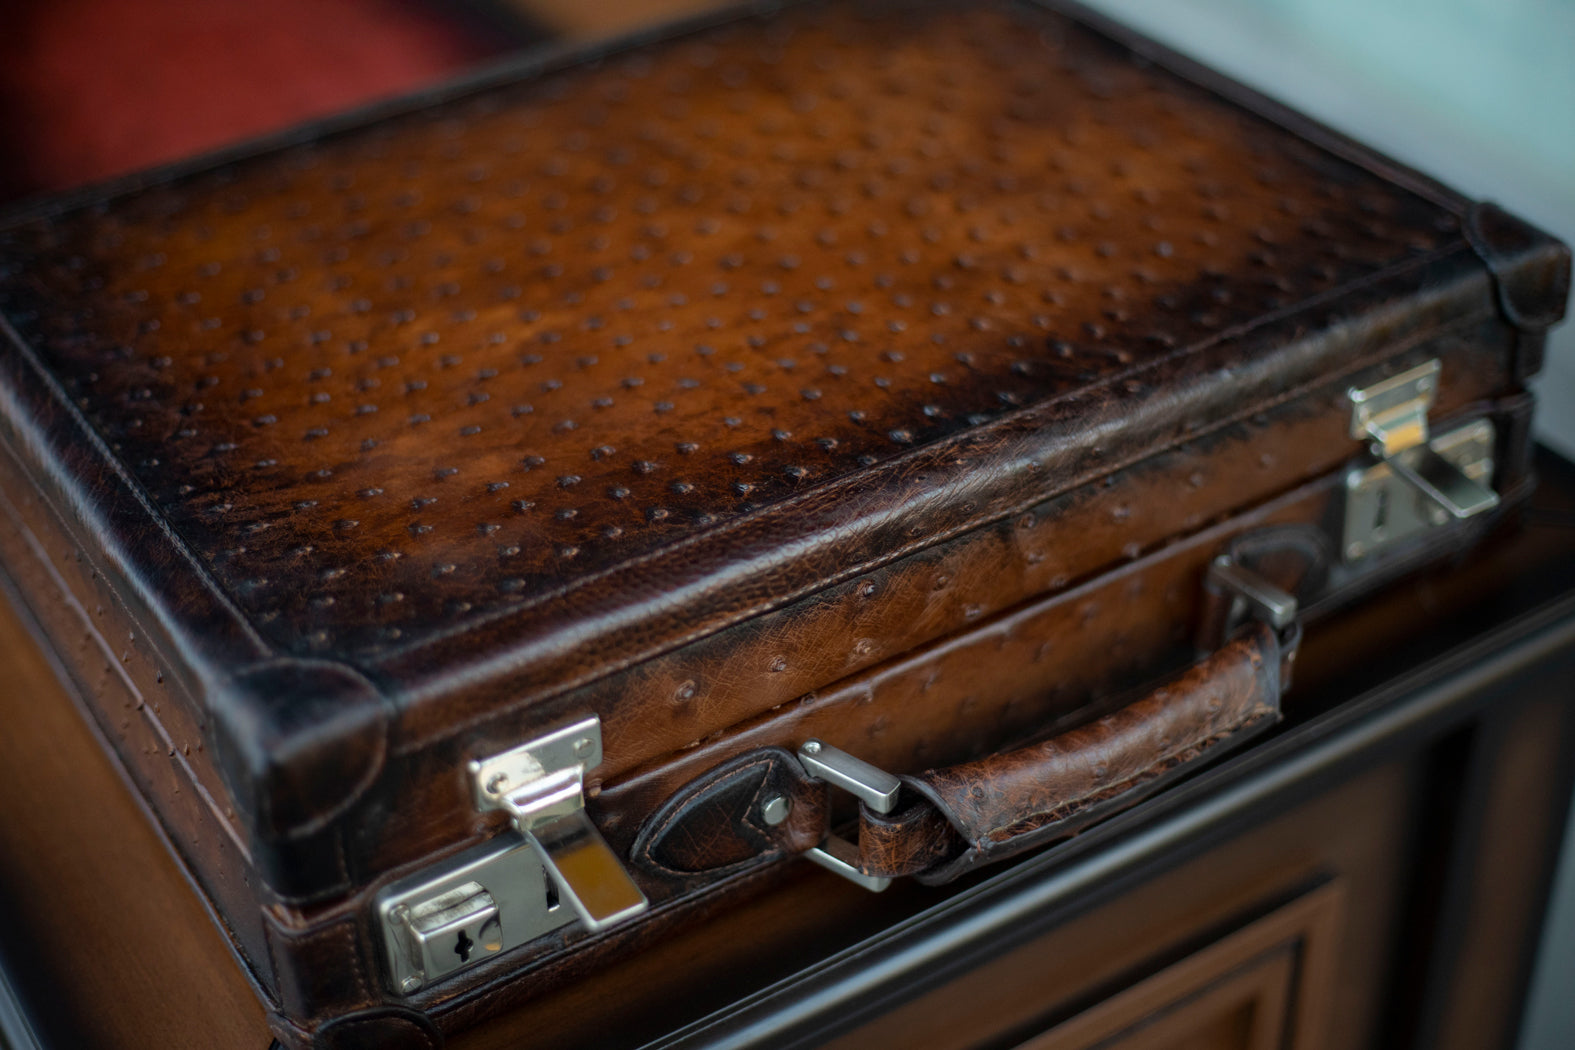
[850,621,1288,884]
[631,563,1297,888]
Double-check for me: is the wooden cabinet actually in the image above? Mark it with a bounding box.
[1019,882,1342,1050]
[821,796,1365,1050]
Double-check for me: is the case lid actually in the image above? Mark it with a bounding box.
[0,0,1564,889]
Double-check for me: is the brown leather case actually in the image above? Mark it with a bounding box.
[0,1,1566,1046]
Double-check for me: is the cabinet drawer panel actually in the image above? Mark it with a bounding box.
[1020,883,1342,1050]
[825,764,1412,1050]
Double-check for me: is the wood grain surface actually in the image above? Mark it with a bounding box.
[0,589,268,1049]
[819,768,1391,1050]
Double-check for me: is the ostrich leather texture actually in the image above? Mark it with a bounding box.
[0,1,1566,1042]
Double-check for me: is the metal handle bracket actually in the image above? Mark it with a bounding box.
[794,740,900,891]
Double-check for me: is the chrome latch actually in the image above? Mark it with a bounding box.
[1205,557,1299,639]
[376,834,574,995]
[794,740,901,892]
[375,717,646,996]
[1343,416,1498,563]
[470,716,648,933]
[1349,358,1440,457]
[1344,361,1498,561]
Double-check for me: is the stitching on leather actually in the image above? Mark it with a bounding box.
[321,920,369,1004]
[0,475,257,861]
[739,756,780,838]
[632,754,777,877]
[263,921,286,1009]
[270,918,370,1009]
[632,754,775,875]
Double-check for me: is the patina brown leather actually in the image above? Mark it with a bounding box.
[0,0,1566,1045]
[0,0,1565,902]
[598,424,1525,859]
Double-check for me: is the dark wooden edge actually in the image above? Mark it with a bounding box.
[0,947,46,1050]
[1424,665,1575,1050]
[1502,707,1575,1050]
[988,870,1343,1050]
[0,557,283,1019]
[636,590,1575,1050]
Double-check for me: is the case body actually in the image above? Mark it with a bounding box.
[0,1,1566,1046]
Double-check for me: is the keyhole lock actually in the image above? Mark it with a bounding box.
[392,881,503,990]
[452,921,503,964]
[377,716,636,996]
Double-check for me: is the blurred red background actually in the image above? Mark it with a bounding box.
[0,0,523,203]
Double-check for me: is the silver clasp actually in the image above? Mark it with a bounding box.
[1205,558,1298,633]
[470,717,647,933]
[1349,358,1439,457]
[794,740,901,891]
[1346,360,1498,535]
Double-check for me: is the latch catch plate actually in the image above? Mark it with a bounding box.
[1348,359,1439,457]
[469,718,601,824]
[1344,417,1497,562]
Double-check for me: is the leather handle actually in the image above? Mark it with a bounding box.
[631,620,1291,887]
[854,621,1288,884]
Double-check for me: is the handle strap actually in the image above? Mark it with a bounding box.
[849,621,1286,883]
[630,569,1296,888]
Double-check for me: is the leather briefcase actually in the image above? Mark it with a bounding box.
[0,1,1566,1046]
